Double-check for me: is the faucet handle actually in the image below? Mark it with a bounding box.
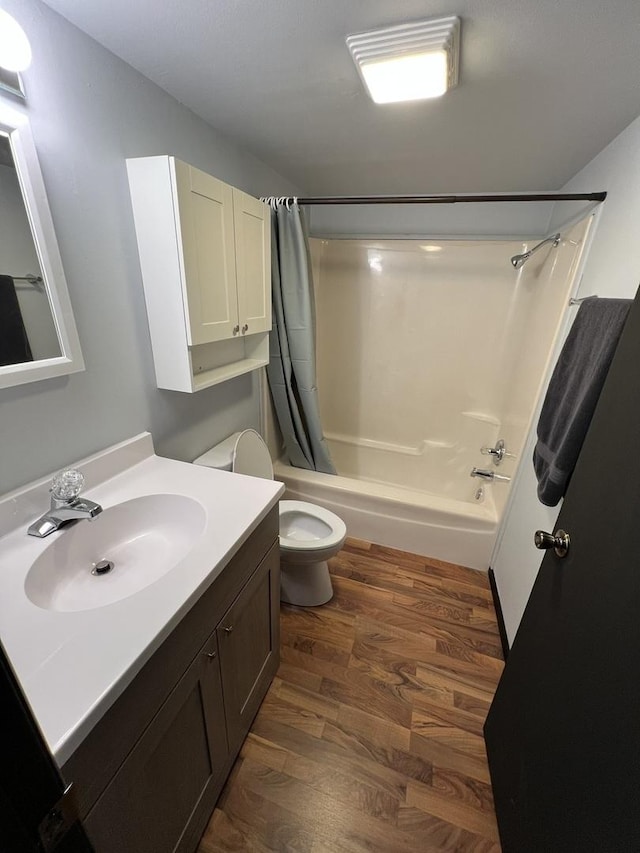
[51,468,85,502]
[480,438,515,466]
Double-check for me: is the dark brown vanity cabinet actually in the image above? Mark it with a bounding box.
[62,509,280,853]
[84,632,229,853]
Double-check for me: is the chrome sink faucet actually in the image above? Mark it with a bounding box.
[28,469,103,538]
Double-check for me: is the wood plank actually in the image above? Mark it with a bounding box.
[352,633,501,694]
[410,731,492,785]
[280,750,401,824]
[257,694,327,739]
[334,551,494,609]
[276,660,324,692]
[335,703,412,753]
[365,543,491,589]
[322,718,432,787]
[331,578,503,659]
[252,712,412,802]
[406,779,500,841]
[235,758,445,853]
[203,784,315,852]
[280,605,356,652]
[411,665,496,707]
[279,642,353,684]
[273,678,341,722]
[280,629,353,667]
[319,674,414,729]
[411,708,489,757]
[396,806,501,852]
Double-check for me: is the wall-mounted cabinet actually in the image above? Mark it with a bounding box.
[127,156,271,392]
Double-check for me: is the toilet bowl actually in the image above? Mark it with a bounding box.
[193,430,346,606]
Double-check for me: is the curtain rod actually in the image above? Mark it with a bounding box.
[294,192,607,206]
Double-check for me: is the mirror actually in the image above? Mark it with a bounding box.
[0,107,83,388]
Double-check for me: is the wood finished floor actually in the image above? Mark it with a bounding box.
[198,538,504,853]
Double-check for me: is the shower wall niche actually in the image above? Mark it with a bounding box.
[310,215,592,524]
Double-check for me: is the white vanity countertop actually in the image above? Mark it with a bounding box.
[0,433,284,765]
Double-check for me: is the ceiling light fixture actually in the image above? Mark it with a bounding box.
[0,9,32,72]
[346,16,460,105]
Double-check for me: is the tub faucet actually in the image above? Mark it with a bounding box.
[28,468,102,538]
[470,467,511,483]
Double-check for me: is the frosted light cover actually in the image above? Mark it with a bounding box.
[361,52,448,103]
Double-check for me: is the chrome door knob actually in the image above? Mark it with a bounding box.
[534,529,570,558]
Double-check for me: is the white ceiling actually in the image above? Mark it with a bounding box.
[42,0,640,195]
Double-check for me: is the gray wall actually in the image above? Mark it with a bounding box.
[1,0,299,493]
[308,199,558,239]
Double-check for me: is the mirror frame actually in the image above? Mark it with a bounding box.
[0,104,84,389]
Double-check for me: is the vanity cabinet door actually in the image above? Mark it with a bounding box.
[217,540,280,754]
[84,633,229,853]
[174,160,239,346]
[232,188,271,337]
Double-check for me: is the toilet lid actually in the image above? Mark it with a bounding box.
[232,429,274,480]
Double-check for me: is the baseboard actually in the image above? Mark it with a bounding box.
[488,567,509,660]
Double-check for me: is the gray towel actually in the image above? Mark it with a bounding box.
[533,297,632,506]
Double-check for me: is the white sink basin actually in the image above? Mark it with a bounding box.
[24,494,206,612]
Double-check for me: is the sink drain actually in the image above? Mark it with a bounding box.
[92,559,114,576]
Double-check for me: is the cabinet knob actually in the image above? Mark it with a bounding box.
[232,325,240,336]
[205,650,217,660]
[222,625,233,634]
[241,324,249,334]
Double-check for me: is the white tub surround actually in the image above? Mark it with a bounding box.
[288,229,592,568]
[0,433,283,764]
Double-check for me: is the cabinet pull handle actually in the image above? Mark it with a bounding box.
[241,324,248,334]
[205,651,217,660]
[232,325,240,335]
[222,625,233,634]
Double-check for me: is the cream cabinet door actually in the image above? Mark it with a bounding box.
[174,161,239,345]
[232,189,271,337]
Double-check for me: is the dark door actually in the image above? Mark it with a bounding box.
[0,639,94,853]
[484,286,640,851]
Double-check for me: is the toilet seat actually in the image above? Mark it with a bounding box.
[279,500,346,553]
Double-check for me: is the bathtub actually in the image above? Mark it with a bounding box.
[273,453,498,571]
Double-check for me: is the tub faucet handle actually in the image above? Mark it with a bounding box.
[480,439,514,466]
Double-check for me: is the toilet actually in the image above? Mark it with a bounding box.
[193,430,346,606]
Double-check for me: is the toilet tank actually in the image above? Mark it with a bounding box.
[192,432,242,471]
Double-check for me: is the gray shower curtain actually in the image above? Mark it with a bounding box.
[266,202,335,474]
